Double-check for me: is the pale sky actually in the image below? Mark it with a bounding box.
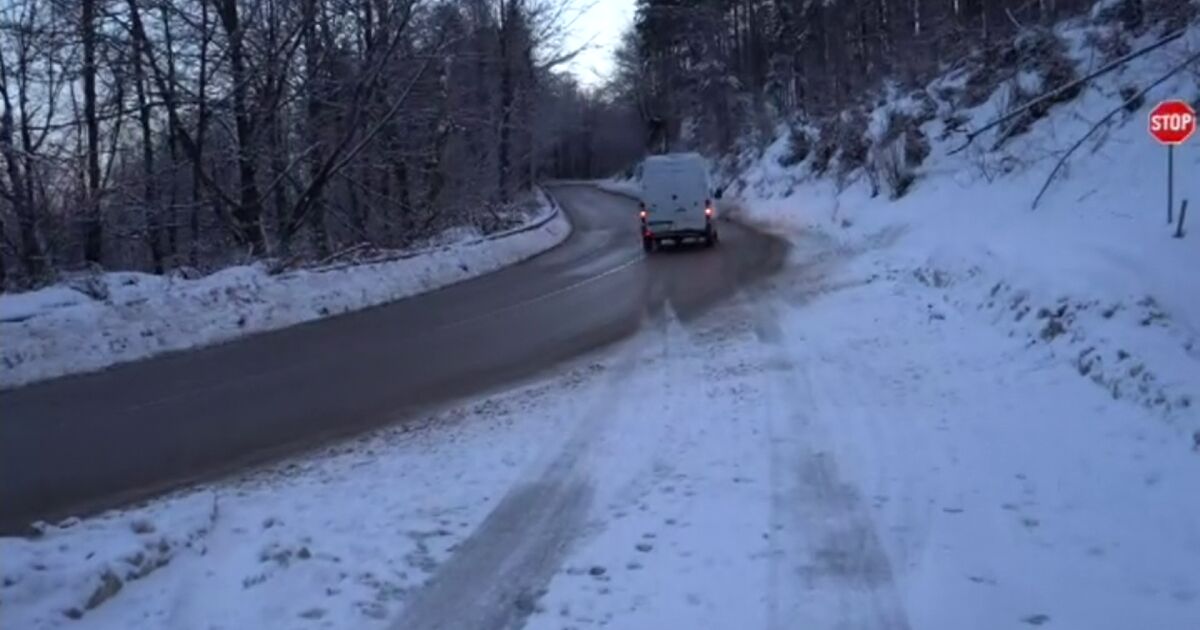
[563,0,636,88]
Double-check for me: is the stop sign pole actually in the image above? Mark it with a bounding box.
[1149,100,1197,225]
[1170,140,1174,224]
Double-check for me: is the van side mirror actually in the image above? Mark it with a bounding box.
[712,187,724,200]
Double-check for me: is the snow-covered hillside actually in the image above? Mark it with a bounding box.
[0,190,570,389]
[726,17,1200,433]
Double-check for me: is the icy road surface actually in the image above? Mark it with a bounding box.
[0,186,785,532]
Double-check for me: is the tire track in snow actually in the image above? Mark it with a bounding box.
[749,292,912,630]
[390,338,651,630]
[396,240,779,630]
[390,476,593,630]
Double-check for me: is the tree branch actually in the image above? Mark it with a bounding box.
[1032,48,1200,209]
[950,27,1189,155]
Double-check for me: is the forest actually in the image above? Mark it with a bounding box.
[0,0,1191,287]
[616,1,1185,152]
[0,0,644,288]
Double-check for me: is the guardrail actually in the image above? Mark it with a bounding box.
[300,187,565,274]
[487,185,563,241]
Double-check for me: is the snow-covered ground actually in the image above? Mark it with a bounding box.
[0,190,570,389]
[4,11,1200,630]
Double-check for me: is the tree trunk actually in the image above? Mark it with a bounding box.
[497,0,524,204]
[215,0,267,254]
[128,0,164,273]
[269,111,291,255]
[302,0,329,256]
[191,0,210,267]
[394,156,410,244]
[0,215,7,288]
[0,90,45,279]
[527,61,536,190]
[81,0,103,264]
[160,3,180,266]
[1,30,48,279]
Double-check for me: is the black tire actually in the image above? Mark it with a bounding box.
[642,237,654,253]
[705,228,718,248]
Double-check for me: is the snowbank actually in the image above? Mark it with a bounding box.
[1,493,218,624]
[593,177,641,200]
[730,20,1200,429]
[0,190,571,389]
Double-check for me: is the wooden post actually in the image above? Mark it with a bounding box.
[1175,199,1188,239]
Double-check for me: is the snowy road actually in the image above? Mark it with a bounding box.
[0,185,787,532]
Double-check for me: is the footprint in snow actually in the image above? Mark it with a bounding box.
[298,608,326,620]
[1022,613,1051,626]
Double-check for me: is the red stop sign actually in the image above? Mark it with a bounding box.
[1148,100,1196,145]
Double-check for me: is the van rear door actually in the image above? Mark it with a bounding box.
[641,159,709,233]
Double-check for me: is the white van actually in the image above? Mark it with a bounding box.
[635,153,722,252]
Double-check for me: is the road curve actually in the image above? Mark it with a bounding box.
[0,185,787,532]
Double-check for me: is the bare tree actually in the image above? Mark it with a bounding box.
[126,0,164,271]
[0,0,596,288]
[81,0,103,263]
